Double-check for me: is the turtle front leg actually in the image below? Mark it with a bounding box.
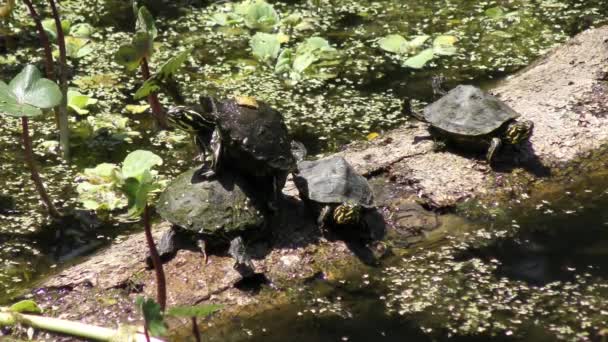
[318,205,332,233]
[196,239,208,265]
[200,130,222,179]
[486,137,502,164]
[228,237,254,277]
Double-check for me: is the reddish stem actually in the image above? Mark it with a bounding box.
[143,320,151,342]
[140,58,168,129]
[21,117,61,219]
[143,204,167,311]
[47,0,70,161]
[22,0,54,80]
[192,317,201,342]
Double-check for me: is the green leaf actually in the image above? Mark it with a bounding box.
[115,32,153,71]
[0,65,62,118]
[41,19,71,41]
[378,34,408,54]
[9,300,42,314]
[402,48,435,69]
[67,88,98,115]
[9,65,62,109]
[125,104,150,114]
[70,23,95,38]
[134,78,161,100]
[122,150,163,181]
[251,32,282,63]
[136,6,157,39]
[65,36,92,59]
[166,304,223,318]
[136,297,166,337]
[432,35,458,56]
[409,35,430,50]
[134,49,191,99]
[485,6,505,18]
[274,48,293,75]
[236,0,279,32]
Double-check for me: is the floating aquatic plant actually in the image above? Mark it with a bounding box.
[378,34,458,69]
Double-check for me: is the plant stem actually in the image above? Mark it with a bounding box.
[143,203,167,311]
[140,58,168,129]
[21,117,61,219]
[48,0,70,161]
[191,317,201,342]
[0,311,164,341]
[22,0,54,79]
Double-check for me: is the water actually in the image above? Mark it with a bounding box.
[1,0,608,339]
[193,166,608,341]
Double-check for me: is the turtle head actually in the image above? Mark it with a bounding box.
[333,202,362,225]
[504,120,534,145]
[167,105,215,134]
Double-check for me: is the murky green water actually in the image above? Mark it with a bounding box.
[1,0,608,339]
[198,168,608,341]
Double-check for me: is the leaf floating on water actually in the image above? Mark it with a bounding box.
[402,48,435,69]
[125,104,150,114]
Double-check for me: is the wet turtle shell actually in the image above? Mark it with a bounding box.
[293,156,374,207]
[156,166,265,239]
[208,96,296,175]
[422,85,520,137]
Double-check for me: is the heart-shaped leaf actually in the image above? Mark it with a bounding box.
[251,32,282,63]
[135,6,157,39]
[136,297,166,337]
[402,48,435,69]
[115,32,153,71]
[122,150,163,181]
[432,35,458,56]
[134,49,191,99]
[0,65,62,118]
[67,88,98,115]
[378,34,408,54]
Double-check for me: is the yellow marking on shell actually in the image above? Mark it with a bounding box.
[235,96,259,109]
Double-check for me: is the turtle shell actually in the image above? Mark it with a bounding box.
[293,156,374,207]
[422,85,520,136]
[214,97,296,172]
[157,167,265,236]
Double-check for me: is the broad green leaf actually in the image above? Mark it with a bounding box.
[65,36,92,59]
[70,23,94,38]
[9,300,42,314]
[41,19,71,41]
[76,182,128,211]
[292,51,316,73]
[158,49,191,76]
[0,65,61,117]
[236,0,279,32]
[134,50,191,99]
[251,32,281,63]
[432,35,458,56]
[274,48,293,74]
[378,34,408,54]
[136,6,157,39]
[136,297,166,337]
[134,79,160,100]
[485,6,505,18]
[409,35,430,50]
[132,31,154,60]
[125,104,150,114]
[121,150,163,181]
[9,65,62,109]
[166,304,223,318]
[67,88,98,115]
[83,163,121,183]
[402,48,435,69]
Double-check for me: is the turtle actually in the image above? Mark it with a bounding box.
[167,96,297,210]
[154,166,267,275]
[293,156,374,232]
[418,84,534,163]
